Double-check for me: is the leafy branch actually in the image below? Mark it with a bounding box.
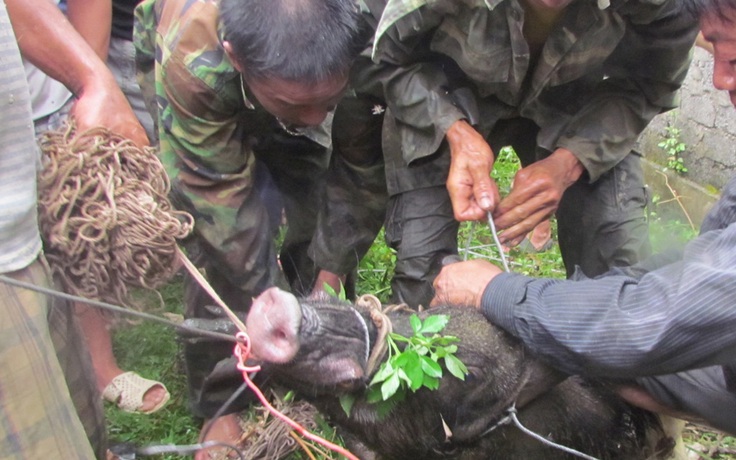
[658,125,688,175]
[340,314,468,417]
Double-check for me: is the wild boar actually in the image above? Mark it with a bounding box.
[245,287,675,460]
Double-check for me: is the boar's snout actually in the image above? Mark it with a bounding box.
[246,287,302,364]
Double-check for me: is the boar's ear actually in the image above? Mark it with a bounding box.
[246,287,302,363]
[516,363,567,408]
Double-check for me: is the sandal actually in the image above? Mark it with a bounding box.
[102,371,170,414]
[516,236,555,253]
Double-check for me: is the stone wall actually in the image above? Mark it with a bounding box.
[638,47,736,193]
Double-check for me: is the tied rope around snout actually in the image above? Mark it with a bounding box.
[355,293,416,377]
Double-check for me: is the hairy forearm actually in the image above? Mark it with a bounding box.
[66,0,112,60]
[6,0,111,96]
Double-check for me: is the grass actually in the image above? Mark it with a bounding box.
[106,149,734,459]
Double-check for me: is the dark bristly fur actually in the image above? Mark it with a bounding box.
[247,289,673,459]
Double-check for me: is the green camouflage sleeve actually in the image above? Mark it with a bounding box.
[134,0,261,243]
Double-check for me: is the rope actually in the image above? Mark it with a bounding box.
[355,294,417,377]
[506,405,600,460]
[37,123,193,309]
[464,213,600,460]
[486,211,510,272]
[356,294,391,376]
[27,123,348,460]
[0,274,238,343]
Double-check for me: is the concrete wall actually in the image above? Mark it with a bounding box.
[637,47,735,226]
[638,47,736,193]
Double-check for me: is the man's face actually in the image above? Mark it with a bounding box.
[701,10,736,107]
[244,73,348,127]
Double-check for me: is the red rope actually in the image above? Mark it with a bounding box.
[233,332,360,460]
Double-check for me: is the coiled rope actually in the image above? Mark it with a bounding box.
[37,123,193,308]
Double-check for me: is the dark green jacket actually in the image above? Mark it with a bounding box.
[356,0,697,192]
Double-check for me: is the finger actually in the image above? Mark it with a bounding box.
[470,170,497,211]
[498,210,551,244]
[453,203,487,222]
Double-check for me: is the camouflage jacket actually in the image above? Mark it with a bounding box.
[133,0,385,276]
[133,0,331,208]
[357,0,698,185]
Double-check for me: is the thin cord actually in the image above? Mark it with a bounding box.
[0,274,238,343]
[486,211,510,272]
[470,216,598,459]
[506,405,600,460]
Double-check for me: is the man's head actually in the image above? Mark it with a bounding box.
[220,0,364,127]
[686,0,736,107]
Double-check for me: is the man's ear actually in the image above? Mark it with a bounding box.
[222,41,244,73]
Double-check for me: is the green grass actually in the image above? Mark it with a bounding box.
[106,148,733,458]
[106,280,199,460]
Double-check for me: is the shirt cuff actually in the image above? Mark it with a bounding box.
[480,272,532,337]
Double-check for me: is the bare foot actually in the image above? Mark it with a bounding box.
[195,414,243,460]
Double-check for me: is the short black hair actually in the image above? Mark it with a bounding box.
[220,0,365,83]
[682,0,736,21]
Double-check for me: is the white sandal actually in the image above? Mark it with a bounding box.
[102,371,171,414]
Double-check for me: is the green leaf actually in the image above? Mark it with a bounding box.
[420,355,443,378]
[365,385,384,404]
[419,315,449,334]
[423,374,440,390]
[388,332,409,344]
[410,314,422,334]
[404,356,424,391]
[381,372,401,401]
[370,362,394,385]
[397,368,413,387]
[393,350,414,367]
[444,354,468,381]
[339,394,356,416]
[363,309,469,407]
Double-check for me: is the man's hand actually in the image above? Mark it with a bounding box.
[446,120,499,221]
[432,259,502,308]
[7,0,148,148]
[494,148,585,246]
[71,73,149,148]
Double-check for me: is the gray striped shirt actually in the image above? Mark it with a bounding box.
[0,1,42,273]
[483,177,736,431]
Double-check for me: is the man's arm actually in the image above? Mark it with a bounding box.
[7,0,146,146]
[66,0,112,59]
[493,0,698,243]
[479,225,736,378]
[435,177,736,377]
[357,2,499,220]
